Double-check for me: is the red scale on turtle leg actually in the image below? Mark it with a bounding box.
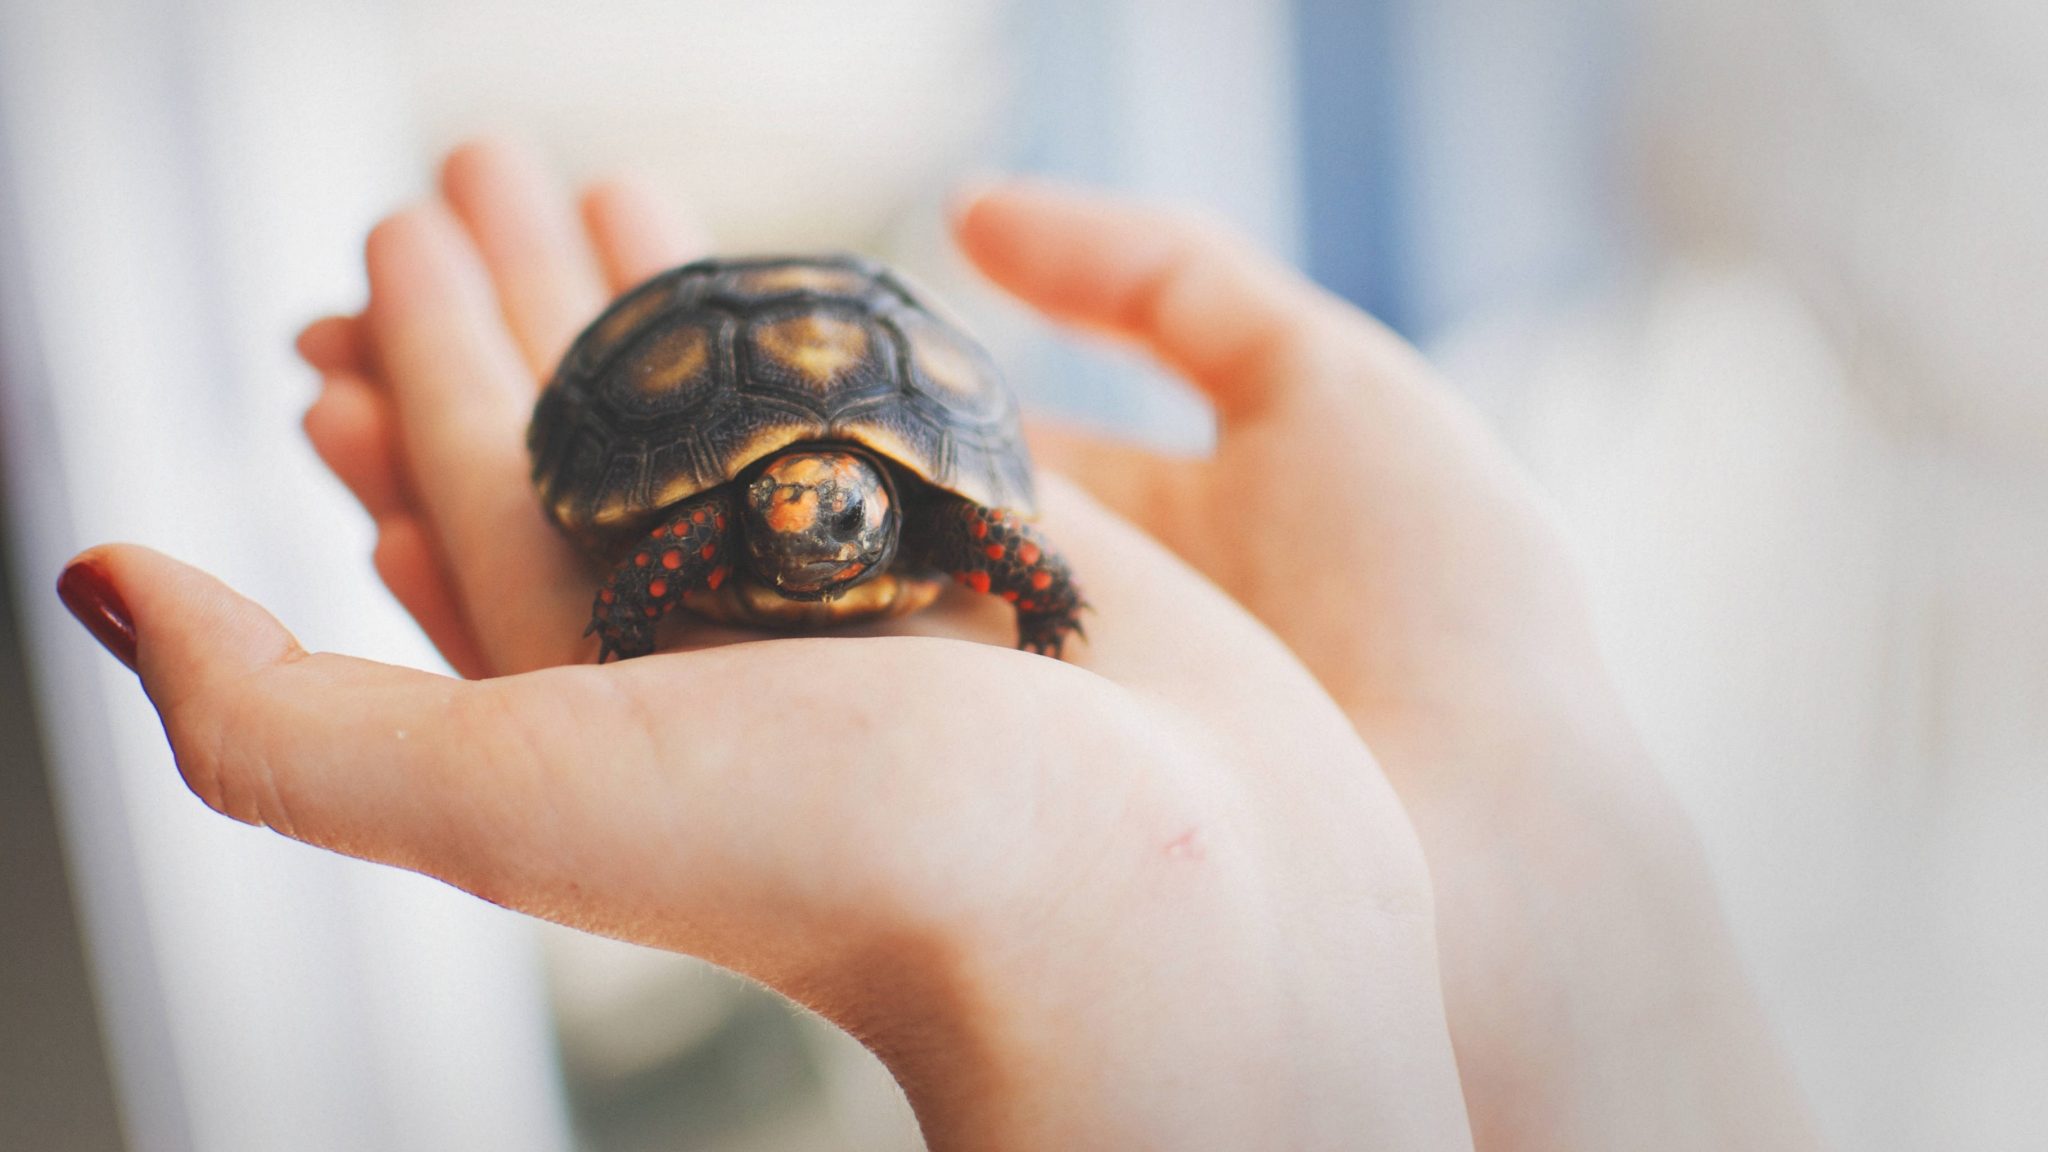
[588,489,740,662]
[901,495,1086,658]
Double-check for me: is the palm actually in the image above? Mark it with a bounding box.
[283,139,1444,969]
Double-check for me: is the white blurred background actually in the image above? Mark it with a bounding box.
[1,1,2042,1150]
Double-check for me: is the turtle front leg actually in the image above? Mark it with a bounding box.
[587,490,739,662]
[907,496,1087,658]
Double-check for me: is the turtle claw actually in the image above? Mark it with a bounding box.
[581,489,737,663]
[589,598,658,664]
[591,616,657,664]
[1017,610,1083,659]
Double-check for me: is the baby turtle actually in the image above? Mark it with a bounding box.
[528,254,1084,662]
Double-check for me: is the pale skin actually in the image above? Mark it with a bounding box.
[63,139,1817,1149]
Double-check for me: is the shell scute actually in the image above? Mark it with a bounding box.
[739,308,898,412]
[891,308,1012,425]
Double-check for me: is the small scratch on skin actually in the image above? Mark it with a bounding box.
[394,729,408,741]
[1163,827,1204,862]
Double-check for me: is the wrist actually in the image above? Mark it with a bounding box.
[839,729,1477,1152]
[899,891,1475,1152]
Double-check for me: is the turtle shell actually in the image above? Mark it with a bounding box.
[529,254,1035,554]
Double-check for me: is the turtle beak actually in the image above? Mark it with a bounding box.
[775,555,870,599]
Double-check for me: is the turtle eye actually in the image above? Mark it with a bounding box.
[832,501,866,537]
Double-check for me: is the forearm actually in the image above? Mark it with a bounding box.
[1373,710,1822,1152]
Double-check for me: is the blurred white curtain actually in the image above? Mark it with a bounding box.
[0,3,571,1150]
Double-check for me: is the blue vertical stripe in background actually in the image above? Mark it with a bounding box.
[1294,0,1413,337]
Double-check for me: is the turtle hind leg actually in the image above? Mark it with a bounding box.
[587,490,739,662]
[906,496,1087,659]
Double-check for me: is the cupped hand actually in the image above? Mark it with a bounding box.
[67,142,1478,1152]
[954,183,1614,767]
[954,185,1817,1152]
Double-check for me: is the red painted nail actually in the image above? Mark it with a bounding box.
[57,557,137,671]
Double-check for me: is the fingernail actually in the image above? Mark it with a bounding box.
[946,170,1010,224]
[57,557,137,671]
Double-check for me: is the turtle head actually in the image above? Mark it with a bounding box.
[742,448,898,601]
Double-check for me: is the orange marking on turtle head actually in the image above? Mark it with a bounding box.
[771,453,856,490]
[767,489,820,533]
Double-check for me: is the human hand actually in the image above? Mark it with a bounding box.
[59,142,1476,1151]
[954,184,1818,1151]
